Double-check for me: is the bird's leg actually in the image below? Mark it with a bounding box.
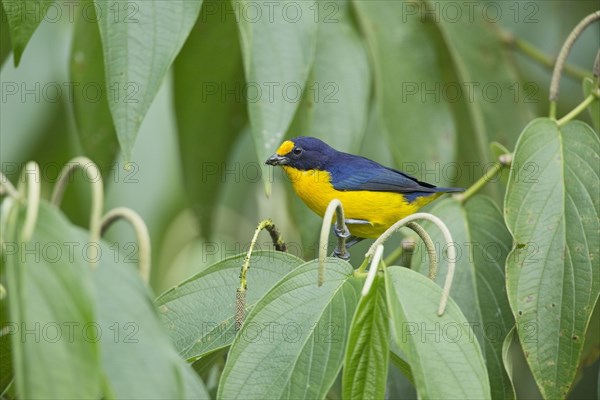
[334,224,351,240]
[331,218,370,259]
[331,236,364,259]
[332,223,351,260]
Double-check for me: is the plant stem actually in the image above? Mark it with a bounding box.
[549,11,600,104]
[236,219,274,329]
[264,222,286,251]
[239,219,272,291]
[508,36,590,81]
[455,159,509,204]
[383,244,404,267]
[549,101,558,120]
[557,94,598,127]
[356,257,369,274]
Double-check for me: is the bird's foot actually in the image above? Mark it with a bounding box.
[334,224,351,239]
[332,246,351,260]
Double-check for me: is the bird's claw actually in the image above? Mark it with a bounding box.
[332,246,350,260]
[334,224,351,239]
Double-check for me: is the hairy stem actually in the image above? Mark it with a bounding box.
[549,11,600,114]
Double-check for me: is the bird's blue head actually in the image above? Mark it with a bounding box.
[265,137,335,170]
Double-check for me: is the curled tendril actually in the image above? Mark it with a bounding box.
[51,157,104,244]
[317,199,349,286]
[236,219,286,330]
[100,207,151,284]
[365,213,456,316]
[362,245,384,296]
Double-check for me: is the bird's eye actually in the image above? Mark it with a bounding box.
[293,147,303,156]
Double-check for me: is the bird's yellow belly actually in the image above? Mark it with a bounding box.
[283,167,439,238]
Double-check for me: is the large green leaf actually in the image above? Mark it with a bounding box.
[174,0,247,238]
[342,275,389,400]
[156,250,303,361]
[425,0,532,151]
[385,266,491,399]
[1,0,51,65]
[2,201,102,399]
[94,0,202,160]
[353,0,456,171]
[504,118,600,398]
[89,227,209,399]
[218,258,361,399]
[233,0,318,193]
[70,2,119,175]
[411,196,515,398]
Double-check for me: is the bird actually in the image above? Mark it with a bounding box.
[265,136,463,243]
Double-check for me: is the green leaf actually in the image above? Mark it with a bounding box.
[94,0,203,160]
[1,0,51,65]
[70,3,119,175]
[385,266,491,399]
[425,0,532,151]
[2,200,209,398]
[504,118,600,398]
[156,250,303,361]
[2,202,103,399]
[174,0,247,238]
[218,258,361,400]
[353,0,456,171]
[233,0,318,193]
[342,275,389,400]
[90,229,209,399]
[583,77,599,132]
[288,0,369,153]
[411,196,515,399]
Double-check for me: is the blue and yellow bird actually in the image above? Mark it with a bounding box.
[266,137,463,240]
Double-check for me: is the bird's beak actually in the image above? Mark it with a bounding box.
[265,154,289,166]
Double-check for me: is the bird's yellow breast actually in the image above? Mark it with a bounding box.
[282,167,439,238]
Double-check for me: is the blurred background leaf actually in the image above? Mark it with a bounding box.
[233,0,318,194]
[70,1,119,175]
[94,0,202,161]
[1,0,52,65]
[354,0,456,176]
[173,0,247,239]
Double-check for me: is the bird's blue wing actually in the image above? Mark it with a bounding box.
[327,154,459,197]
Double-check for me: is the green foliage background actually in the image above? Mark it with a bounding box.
[1,0,599,399]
